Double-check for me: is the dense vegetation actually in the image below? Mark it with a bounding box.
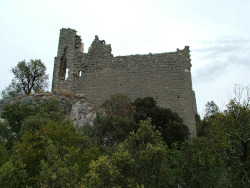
[0,87,249,187]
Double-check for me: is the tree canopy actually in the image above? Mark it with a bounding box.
[1,59,49,98]
[133,97,190,147]
[0,87,249,187]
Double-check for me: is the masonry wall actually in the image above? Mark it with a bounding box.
[52,28,197,137]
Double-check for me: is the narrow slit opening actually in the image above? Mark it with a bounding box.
[65,68,69,80]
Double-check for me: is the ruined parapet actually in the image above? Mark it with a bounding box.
[52,28,197,137]
[87,35,113,59]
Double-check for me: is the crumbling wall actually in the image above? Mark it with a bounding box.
[52,29,83,91]
[52,28,197,137]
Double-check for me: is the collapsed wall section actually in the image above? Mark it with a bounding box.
[52,28,197,137]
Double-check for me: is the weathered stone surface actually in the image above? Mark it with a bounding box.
[21,96,36,104]
[70,101,96,128]
[0,93,96,127]
[52,28,197,137]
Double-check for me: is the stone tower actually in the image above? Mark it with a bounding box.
[52,28,197,137]
[52,29,83,91]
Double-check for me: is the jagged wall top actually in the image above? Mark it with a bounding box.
[87,35,113,59]
[57,28,82,55]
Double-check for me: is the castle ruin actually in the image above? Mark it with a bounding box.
[52,28,197,137]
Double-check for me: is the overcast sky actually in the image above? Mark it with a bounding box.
[0,0,249,116]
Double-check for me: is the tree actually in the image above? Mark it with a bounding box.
[1,120,99,187]
[0,156,28,188]
[84,119,171,187]
[133,97,189,147]
[86,94,137,146]
[121,119,170,187]
[0,144,8,167]
[1,59,48,98]
[1,80,23,99]
[207,85,250,187]
[101,94,136,117]
[197,101,220,137]
[38,139,80,187]
[204,101,219,119]
[0,99,65,151]
[169,138,229,188]
[1,103,38,150]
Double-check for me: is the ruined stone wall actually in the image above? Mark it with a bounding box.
[52,28,197,137]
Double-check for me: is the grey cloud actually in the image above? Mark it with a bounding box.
[192,36,250,83]
[194,36,250,58]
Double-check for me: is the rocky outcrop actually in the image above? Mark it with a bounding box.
[0,92,96,128]
[70,101,96,127]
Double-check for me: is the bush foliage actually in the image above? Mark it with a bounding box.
[0,88,249,187]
